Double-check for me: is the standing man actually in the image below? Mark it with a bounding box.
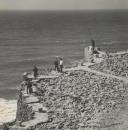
[59,57,64,73]
[91,39,95,53]
[54,56,59,72]
[27,80,33,94]
[33,65,38,79]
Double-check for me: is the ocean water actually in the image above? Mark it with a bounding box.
[0,10,128,99]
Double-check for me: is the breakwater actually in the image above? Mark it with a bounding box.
[3,53,128,130]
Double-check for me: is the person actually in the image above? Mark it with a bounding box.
[22,72,28,81]
[91,39,95,53]
[27,80,33,94]
[33,65,38,79]
[21,72,29,91]
[59,57,64,73]
[54,57,59,72]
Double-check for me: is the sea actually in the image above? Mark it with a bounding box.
[0,10,128,124]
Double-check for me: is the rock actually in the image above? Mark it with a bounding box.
[36,70,126,129]
[25,95,39,104]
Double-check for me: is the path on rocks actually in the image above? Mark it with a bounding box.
[65,66,128,83]
[65,65,128,130]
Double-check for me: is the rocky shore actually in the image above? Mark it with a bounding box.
[3,52,128,130]
[89,53,128,78]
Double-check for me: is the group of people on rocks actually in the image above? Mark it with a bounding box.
[22,56,64,94]
[22,65,39,94]
[54,56,64,73]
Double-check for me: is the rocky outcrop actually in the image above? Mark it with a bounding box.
[35,70,128,130]
[7,80,49,130]
[5,60,128,130]
[16,91,33,122]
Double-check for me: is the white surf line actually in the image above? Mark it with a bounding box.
[0,98,17,125]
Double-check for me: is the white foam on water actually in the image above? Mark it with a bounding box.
[0,98,17,125]
[103,42,114,45]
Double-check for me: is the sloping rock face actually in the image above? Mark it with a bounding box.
[7,66,128,130]
[7,81,48,130]
[36,70,127,130]
[16,92,33,122]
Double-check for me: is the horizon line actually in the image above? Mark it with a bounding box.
[0,8,128,12]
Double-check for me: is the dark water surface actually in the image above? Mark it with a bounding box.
[0,10,128,99]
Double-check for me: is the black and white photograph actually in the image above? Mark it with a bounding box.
[0,0,128,130]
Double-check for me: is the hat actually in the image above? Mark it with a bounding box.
[23,72,27,75]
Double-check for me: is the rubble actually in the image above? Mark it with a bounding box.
[35,70,127,130]
[90,53,128,78]
[7,52,128,129]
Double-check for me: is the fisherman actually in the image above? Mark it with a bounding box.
[22,72,28,81]
[59,57,64,73]
[27,80,33,94]
[91,39,95,53]
[54,56,59,72]
[33,65,38,79]
[21,72,29,90]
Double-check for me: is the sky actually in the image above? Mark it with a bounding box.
[0,0,127,10]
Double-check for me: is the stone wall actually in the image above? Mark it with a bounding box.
[16,87,34,122]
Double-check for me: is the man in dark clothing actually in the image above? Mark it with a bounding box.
[33,65,38,79]
[91,39,95,53]
[54,57,59,72]
[27,80,33,94]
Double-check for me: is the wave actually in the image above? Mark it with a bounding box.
[0,98,17,125]
[102,42,114,45]
[1,56,53,64]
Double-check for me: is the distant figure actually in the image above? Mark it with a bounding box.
[33,65,38,79]
[91,39,95,52]
[27,80,33,94]
[21,72,29,90]
[59,57,64,73]
[22,72,28,81]
[54,57,59,72]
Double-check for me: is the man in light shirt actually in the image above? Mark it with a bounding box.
[59,57,64,73]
